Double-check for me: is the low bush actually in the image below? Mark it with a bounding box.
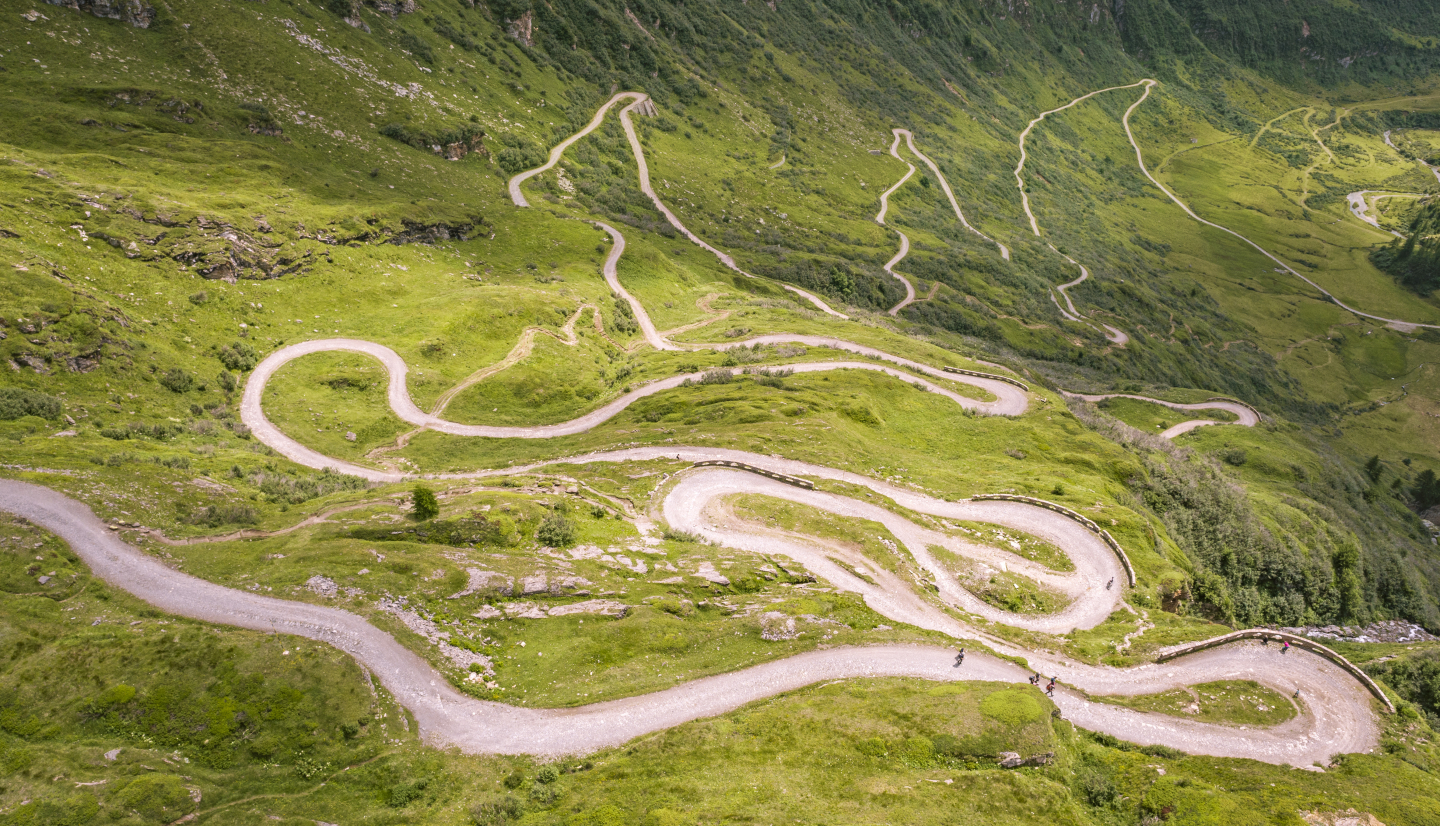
[0,388,61,420]
[218,341,259,372]
[159,369,194,393]
[536,512,576,547]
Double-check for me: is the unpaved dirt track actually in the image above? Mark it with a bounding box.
[1346,191,1408,238]
[0,477,1379,765]
[614,97,849,320]
[241,337,1026,482]
[1015,85,1150,344]
[1065,391,1259,439]
[1127,85,1440,332]
[507,92,642,208]
[11,88,1394,767]
[1015,81,1154,235]
[876,129,918,316]
[1046,244,1129,345]
[894,129,1010,259]
[507,93,847,320]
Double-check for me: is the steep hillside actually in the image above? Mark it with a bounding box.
[2,0,1440,823]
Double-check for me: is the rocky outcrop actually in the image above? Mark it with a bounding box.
[1277,620,1438,644]
[368,0,417,17]
[507,10,535,46]
[998,751,1054,768]
[44,0,155,28]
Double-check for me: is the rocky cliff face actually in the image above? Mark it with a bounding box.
[43,0,155,28]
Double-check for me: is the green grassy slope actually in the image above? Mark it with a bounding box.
[4,0,1440,821]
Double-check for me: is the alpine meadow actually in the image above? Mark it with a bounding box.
[8,0,1440,824]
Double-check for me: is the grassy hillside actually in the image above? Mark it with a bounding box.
[4,0,1440,822]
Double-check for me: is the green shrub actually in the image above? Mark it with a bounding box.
[855,736,888,757]
[502,770,525,789]
[397,30,436,64]
[100,422,181,441]
[979,689,1044,726]
[112,774,194,822]
[839,402,881,427]
[411,485,440,520]
[0,387,61,420]
[1077,768,1118,807]
[387,777,430,807]
[473,796,523,825]
[535,765,560,784]
[218,341,259,372]
[159,369,194,393]
[184,503,259,527]
[536,513,575,547]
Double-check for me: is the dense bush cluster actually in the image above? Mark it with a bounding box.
[1372,200,1440,295]
[0,388,61,421]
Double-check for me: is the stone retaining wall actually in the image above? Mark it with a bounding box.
[970,493,1135,586]
[1157,629,1394,713]
[941,365,1029,391]
[690,460,815,490]
[1203,396,1263,420]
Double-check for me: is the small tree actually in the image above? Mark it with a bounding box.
[1365,455,1384,483]
[410,485,440,521]
[536,512,575,547]
[1412,469,1440,512]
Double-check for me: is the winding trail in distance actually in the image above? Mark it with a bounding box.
[1384,129,1440,186]
[505,92,847,320]
[894,129,1011,259]
[1015,80,1154,235]
[1064,391,1260,439]
[1126,84,1440,332]
[1347,191,1411,239]
[1047,245,1129,345]
[1014,83,1151,344]
[876,129,919,316]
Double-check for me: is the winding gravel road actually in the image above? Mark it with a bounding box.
[1046,244,1129,345]
[7,87,1400,768]
[506,93,847,320]
[1126,84,1440,332]
[876,129,919,316]
[1347,191,1408,239]
[1,471,1379,766]
[893,129,1010,259]
[1065,391,1259,439]
[1014,83,1151,344]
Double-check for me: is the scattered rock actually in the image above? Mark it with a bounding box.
[1277,620,1438,644]
[1302,810,1387,826]
[51,430,77,438]
[42,0,154,28]
[103,749,121,761]
[760,611,798,641]
[345,431,357,442]
[471,605,503,620]
[501,602,547,619]
[997,751,1054,768]
[692,561,730,586]
[305,576,337,598]
[520,574,548,595]
[379,598,493,674]
[507,9,535,46]
[547,599,630,618]
[448,568,513,599]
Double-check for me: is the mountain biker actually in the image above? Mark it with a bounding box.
[955,649,965,666]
